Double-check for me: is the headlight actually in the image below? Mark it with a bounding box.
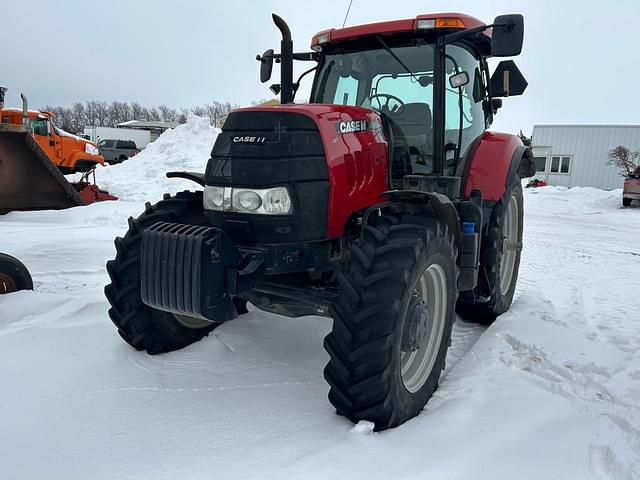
[204,186,292,215]
[236,190,262,211]
[203,186,224,210]
[262,187,292,214]
[85,143,99,155]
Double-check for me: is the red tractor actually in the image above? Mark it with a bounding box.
[105,12,534,430]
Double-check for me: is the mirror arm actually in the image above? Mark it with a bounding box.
[292,65,318,101]
[257,52,317,62]
[293,52,319,61]
[440,19,516,46]
[441,24,490,46]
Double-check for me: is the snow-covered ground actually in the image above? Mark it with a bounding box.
[1,118,639,479]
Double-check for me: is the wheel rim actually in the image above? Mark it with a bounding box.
[172,313,214,329]
[401,263,448,393]
[0,273,17,294]
[499,195,519,295]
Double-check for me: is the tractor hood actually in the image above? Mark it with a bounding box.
[205,103,389,239]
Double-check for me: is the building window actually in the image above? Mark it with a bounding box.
[533,156,547,172]
[550,155,571,174]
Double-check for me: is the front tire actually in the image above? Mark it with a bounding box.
[458,179,524,323]
[622,198,632,207]
[105,191,229,354]
[324,214,458,430]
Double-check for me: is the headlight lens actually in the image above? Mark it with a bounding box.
[85,143,99,155]
[236,190,262,211]
[262,187,292,214]
[203,186,224,210]
[204,185,292,215]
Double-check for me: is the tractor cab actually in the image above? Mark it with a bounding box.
[259,13,528,190]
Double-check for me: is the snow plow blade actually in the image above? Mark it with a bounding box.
[0,127,86,214]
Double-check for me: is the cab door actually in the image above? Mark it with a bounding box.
[29,117,63,165]
[443,45,486,176]
[49,120,64,162]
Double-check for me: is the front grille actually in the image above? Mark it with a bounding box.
[206,110,328,186]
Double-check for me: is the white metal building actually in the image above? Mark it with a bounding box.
[531,125,640,190]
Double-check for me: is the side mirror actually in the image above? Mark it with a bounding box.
[490,60,528,97]
[259,49,275,83]
[491,14,524,57]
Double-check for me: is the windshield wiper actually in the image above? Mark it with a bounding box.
[374,35,420,83]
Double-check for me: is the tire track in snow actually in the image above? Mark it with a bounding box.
[443,317,487,375]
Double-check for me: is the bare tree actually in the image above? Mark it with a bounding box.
[607,145,640,177]
[190,105,206,117]
[518,130,531,147]
[93,101,110,127]
[131,102,146,120]
[38,98,237,132]
[85,100,100,127]
[204,101,234,126]
[178,108,190,124]
[71,102,87,131]
[147,107,161,122]
[158,105,178,122]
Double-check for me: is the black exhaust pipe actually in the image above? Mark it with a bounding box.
[272,14,294,104]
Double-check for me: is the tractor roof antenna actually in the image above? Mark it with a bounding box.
[342,0,354,27]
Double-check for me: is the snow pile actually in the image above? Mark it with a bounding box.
[525,185,623,211]
[1,177,639,476]
[89,115,218,203]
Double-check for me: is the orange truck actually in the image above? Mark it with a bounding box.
[0,107,104,174]
[0,87,116,213]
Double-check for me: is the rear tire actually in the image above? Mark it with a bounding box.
[622,198,632,207]
[324,214,458,430]
[457,179,524,323]
[0,253,33,294]
[104,191,234,354]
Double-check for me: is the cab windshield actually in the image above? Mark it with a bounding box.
[313,43,435,175]
[312,40,485,180]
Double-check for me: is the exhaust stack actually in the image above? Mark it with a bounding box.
[272,14,293,104]
[20,93,28,126]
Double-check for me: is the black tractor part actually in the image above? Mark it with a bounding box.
[457,178,523,323]
[104,191,248,354]
[0,253,33,294]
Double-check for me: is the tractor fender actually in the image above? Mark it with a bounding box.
[462,132,527,201]
[375,190,463,258]
[166,171,206,186]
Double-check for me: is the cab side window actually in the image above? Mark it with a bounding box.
[29,118,50,136]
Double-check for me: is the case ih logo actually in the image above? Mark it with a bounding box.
[232,136,267,143]
[336,119,370,134]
